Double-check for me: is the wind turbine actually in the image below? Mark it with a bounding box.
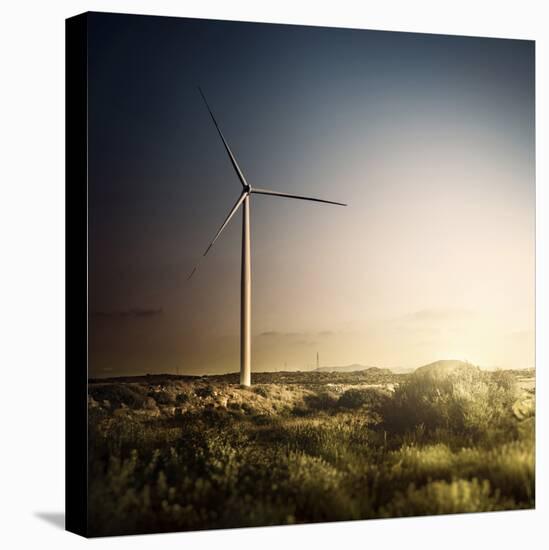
[189,87,346,386]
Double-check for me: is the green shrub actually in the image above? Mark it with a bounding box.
[195,385,215,398]
[89,384,155,410]
[305,391,339,411]
[175,392,189,404]
[253,385,270,398]
[377,365,518,440]
[381,479,513,517]
[338,388,386,410]
[149,389,174,405]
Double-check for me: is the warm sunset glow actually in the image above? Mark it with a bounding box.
[87,16,534,377]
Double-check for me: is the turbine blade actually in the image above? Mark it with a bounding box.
[203,192,248,257]
[187,266,198,281]
[198,86,249,189]
[187,192,248,281]
[252,188,347,207]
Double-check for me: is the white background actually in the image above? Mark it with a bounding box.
[0,0,546,548]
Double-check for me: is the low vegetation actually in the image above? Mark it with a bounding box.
[88,362,535,536]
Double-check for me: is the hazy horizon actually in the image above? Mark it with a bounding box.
[90,359,535,380]
[88,14,535,378]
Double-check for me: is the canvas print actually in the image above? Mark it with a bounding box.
[67,11,535,537]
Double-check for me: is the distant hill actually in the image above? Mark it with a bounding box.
[314,364,393,375]
[413,359,479,379]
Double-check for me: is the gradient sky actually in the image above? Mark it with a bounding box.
[87,12,535,377]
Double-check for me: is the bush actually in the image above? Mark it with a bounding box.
[175,392,190,404]
[283,452,357,521]
[384,436,534,504]
[338,388,386,410]
[195,385,215,398]
[253,385,270,398]
[381,479,513,517]
[149,389,174,405]
[305,391,339,411]
[89,384,155,410]
[376,364,518,440]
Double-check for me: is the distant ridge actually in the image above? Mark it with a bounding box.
[388,366,415,374]
[314,364,393,374]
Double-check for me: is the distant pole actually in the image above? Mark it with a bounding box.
[316,351,320,370]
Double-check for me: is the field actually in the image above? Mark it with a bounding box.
[88,361,535,536]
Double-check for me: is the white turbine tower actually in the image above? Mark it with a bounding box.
[189,88,346,386]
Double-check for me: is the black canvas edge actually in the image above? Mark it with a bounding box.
[65,12,89,538]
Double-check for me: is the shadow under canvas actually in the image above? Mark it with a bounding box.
[35,512,65,530]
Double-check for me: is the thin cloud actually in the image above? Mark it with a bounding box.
[404,308,474,323]
[91,308,163,319]
[259,331,280,337]
[259,330,334,338]
[258,331,302,338]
